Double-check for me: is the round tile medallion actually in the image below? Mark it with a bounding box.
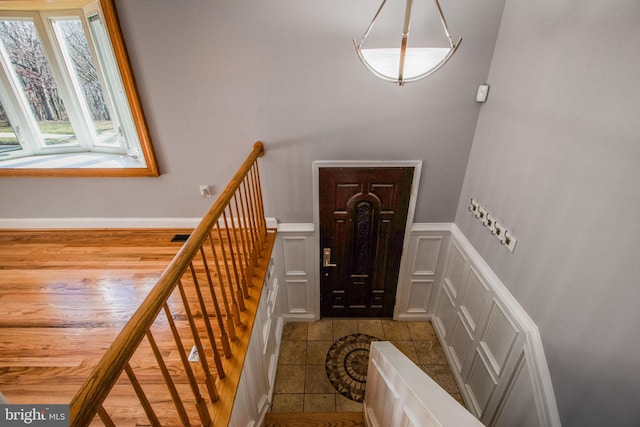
[325,333,379,402]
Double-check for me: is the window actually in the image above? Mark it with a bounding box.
[0,0,158,177]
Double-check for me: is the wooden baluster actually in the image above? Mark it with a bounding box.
[188,263,230,366]
[177,280,220,402]
[251,162,268,238]
[163,303,211,427]
[218,212,248,310]
[229,194,250,295]
[242,178,259,266]
[209,229,243,324]
[237,181,256,279]
[97,405,116,427]
[222,210,249,303]
[146,330,192,426]
[124,363,162,427]
[231,194,251,296]
[248,164,264,250]
[223,209,249,298]
[199,244,237,340]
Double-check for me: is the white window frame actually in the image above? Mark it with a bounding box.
[0,9,131,158]
[0,0,159,177]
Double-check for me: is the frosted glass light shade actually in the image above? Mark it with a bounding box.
[359,47,452,82]
[353,0,461,86]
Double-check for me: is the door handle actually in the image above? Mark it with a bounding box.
[323,248,337,267]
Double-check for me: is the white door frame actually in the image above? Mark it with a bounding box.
[312,160,423,318]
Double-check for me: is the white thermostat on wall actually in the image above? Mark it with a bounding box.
[476,84,490,103]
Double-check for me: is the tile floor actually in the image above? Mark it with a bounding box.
[271,319,465,413]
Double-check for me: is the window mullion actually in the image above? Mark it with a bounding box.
[87,11,139,158]
[0,75,37,158]
[0,18,43,157]
[83,13,122,152]
[35,11,93,151]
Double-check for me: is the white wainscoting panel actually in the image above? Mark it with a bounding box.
[448,313,474,374]
[443,240,469,299]
[431,224,561,427]
[284,280,308,313]
[282,237,308,275]
[395,224,451,320]
[465,349,498,416]
[458,268,491,334]
[481,300,520,376]
[491,351,545,427]
[405,280,434,313]
[275,223,317,321]
[433,277,457,339]
[412,236,442,274]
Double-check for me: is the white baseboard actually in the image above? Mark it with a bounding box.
[282,313,317,322]
[396,313,434,322]
[0,217,279,230]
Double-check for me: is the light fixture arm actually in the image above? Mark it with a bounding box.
[399,0,414,82]
[355,0,389,49]
[353,0,462,85]
[433,0,456,46]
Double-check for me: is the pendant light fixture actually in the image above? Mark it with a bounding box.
[354,0,461,86]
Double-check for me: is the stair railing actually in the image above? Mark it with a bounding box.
[70,141,272,426]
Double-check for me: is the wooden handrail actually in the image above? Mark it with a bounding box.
[70,141,266,426]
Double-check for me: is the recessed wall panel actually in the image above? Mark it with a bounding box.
[406,280,433,313]
[285,279,308,313]
[492,354,542,427]
[434,281,457,338]
[412,236,442,275]
[459,268,490,333]
[443,242,468,299]
[282,237,307,275]
[482,301,519,375]
[449,313,473,373]
[465,350,498,417]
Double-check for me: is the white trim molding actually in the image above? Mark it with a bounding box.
[0,217,202,229]
[0,217,279,230]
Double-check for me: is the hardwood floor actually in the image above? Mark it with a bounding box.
[0,230,202,422]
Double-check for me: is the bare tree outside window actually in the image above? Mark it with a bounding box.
[0,100,19,152]
[0,19,76,146]
[55,18,119,147]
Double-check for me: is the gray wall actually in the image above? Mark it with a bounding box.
[0,0,505,222]
[455,0,640,425]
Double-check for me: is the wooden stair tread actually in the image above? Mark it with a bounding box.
[264,411,365,427]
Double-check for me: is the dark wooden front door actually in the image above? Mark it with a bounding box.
[319,167,414,317]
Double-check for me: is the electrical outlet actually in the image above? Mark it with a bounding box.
[199,185,212,198]
[188,345,199,362]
